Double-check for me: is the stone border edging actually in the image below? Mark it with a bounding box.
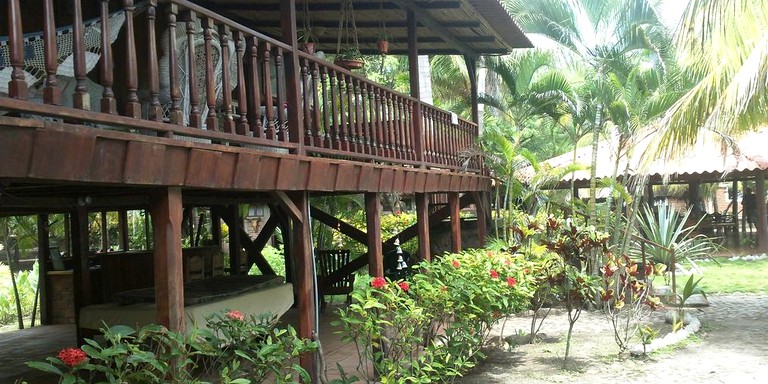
[629,313,701,355]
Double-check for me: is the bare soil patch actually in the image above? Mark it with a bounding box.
[458,294,768,384]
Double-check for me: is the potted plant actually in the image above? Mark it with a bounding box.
[377,31,390,55]
[298,27,317,54]
[334,47,365,70]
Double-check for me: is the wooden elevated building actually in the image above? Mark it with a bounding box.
[0,0,530,380]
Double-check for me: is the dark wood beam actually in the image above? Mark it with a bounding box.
[415,193,431,262]
[756,171,767,251]
[37,214,49,325]
[216,207,277,276]
[71,206,91,342]
[365,193,384,277]
[314,36,497,45]
[150,187,185,333]
[227,204,242,275]
[392,0,479,57]
[324,193,473,285]
[243,20,483,29]
[448,192,461,252]
[270,191,304,223]
[310,206,369,246]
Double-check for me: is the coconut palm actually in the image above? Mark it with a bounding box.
[656,0,768,155]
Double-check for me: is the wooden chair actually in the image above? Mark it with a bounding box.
[315,249,355,312]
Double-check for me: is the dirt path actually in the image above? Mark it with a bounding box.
[458,294,768,383]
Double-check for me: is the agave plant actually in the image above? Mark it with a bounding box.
[633,203,718,268]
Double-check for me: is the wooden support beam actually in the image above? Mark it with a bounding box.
[118,210,129,251]
[732,180,739,243]
[271,191,303,223]
[415,193,431,262]
[471,192,487,247]
[217,208,277,276]
[281,0,305,155]
[393,0,479,57]
[289,191,318,383]
[310,206,369,246]
[366,193,384,277]
[150,187,185,333]
[37,214,50,325]
[71,206,91,342]
[448,192,461,252]
[201,1,461,11]
[324,193,473,285]
[756,172,768,251]
[228,204,242,275]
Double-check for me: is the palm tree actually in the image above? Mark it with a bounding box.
[656,0,768,154]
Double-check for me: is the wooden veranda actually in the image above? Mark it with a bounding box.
[0,0,531,381]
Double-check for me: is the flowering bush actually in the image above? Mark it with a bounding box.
[27,311,317,384]
[334,249,535,382]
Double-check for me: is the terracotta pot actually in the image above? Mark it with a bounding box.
[301,42,316,55]
[377,39,389,55]
[334,58,365,70]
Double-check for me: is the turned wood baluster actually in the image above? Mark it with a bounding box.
[407,101,416,160]
[311,62,323,147]
[396,96,406,159]
[401,98,412,160]
[99,0,115,112]
[374,88,384,156]
[275,48,288,141]
[43,0,61,105]
[166,4,183,125]
[262,43,276,140]
[245,37,262,138]
[360,83,371,154]
[337,72,349,151]
[320,66,331,147]
[234,31,249,135]
[72,0,90,109]
[386,93,396,158]
[202,18,218,131]
[379,91,390,157]
[184,12,202,128]
[300,60,312,145]
[424,107,433,163]
[391,95,401,159]
[218,25,234,133]
[7,0,27,100]
[346,75,357,152]
[354,80,364,153]
[124,0,140,117]
[328,69,339,149]
[365,83,376,154]
[147,1,163,122]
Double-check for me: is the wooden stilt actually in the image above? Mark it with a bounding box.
[289,191,318,383]
[71,207,91,342]
[415,193,431,262]
[37,214,50,325]
[448,192,461,253]
[732,180,739,244]
[756,172,768,251]
[228,204,242,275]
[150,187,185,333]
[366,193,384,277]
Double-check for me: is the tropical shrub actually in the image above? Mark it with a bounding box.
[334,249,536,382]
[635,203,718,268]
[27,311,317,384]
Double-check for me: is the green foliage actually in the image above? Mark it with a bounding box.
[334,249,536,382]
[27,311,317,384]
[0,262,38,326]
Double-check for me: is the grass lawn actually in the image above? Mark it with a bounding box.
[680,257,768,294]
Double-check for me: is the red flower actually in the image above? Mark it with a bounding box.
[490,269,499,279]
[226,310,245,321]
[504,259,512,266]
[523,268,529,274]
[452,260,460,268]
[487,251,494,257]
[398,281,410,292]
[371,276,387,289]
[57,348,87,367]
[506,277,517,287]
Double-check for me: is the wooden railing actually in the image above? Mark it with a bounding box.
[0,0,481,173]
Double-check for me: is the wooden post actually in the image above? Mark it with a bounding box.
[366,193,384,277]
[472,192,488,247]
[756,172,768,251]
[415,193,431,262]
[732,180,739,244]
[448,192,461,253]
[71,207,91,342]
[407,10,424,163]
[289,192,317,383]
[150,187,185,333]
[37,214,50,325]
[228,204,242,275]
[118,210,129,251]
[280,0,305,154]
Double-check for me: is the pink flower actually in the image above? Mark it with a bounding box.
[504,259,512,266]
[490,269,499,279]
[371,276,387,289]
[398,281,410,292]
[507,277,517,287]
[226,310,245,321]
[57,348,87,367]
[452,260,460,268]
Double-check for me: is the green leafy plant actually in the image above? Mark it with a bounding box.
[27,311,317,384]
[672,274,706,332]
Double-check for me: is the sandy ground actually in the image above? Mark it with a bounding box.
[457,293,768,384]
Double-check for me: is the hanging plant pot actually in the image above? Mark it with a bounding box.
[334,58,365,70]
[301,42,316,54]
[377,39,389,55]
